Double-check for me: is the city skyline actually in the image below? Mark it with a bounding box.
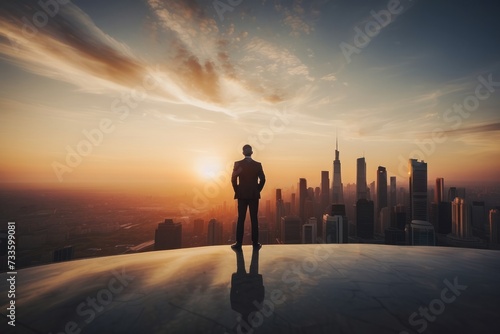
[1,0,500,197]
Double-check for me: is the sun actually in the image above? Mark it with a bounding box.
[198,158,222,180]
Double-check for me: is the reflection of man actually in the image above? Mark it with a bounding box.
[231,144,266,250]
[230,248,264,332]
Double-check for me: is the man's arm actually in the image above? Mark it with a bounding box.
[258,163,266,191]
[231,162,240,193]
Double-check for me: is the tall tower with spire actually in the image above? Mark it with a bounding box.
[332,133,344,204]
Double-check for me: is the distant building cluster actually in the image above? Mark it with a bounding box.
[149,139,499,252]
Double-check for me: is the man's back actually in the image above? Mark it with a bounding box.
[231,158,265,199]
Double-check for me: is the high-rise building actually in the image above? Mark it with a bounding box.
[368,181,376,202]
[299,178,307,223]
[397,187,406,209]
[284,202,291,216]
[379,207,390,235]
[376,166,388,219]
[447,187,465,202]
[155,219,182,250]
[315,186,321,199]
[437,201,452,234]
[265,200,271,220]
[307,187,315,201]
[451,198,472,240]
[389,176,397,209]
[448,187,457,202]
[259,216,269,244]
[430,201,451,234]
[332,135,344,204]
[471,201,486,232]
[323,214,348,243]
[391,204,407,230]
[430,177,451,234]
[281,216,302,244]
[193,219,204,236]
[435,178,444,203]
[207,218,223,245]
[321,171,330,214]
[356,157,367,200]
[409,159,428,221]
[490,209,500,244]
[304,199,315,222]
[302,218,317,244]
[356,198,374,239]
[275,189,284,243]
[410,220,435,246]
[321,170,330,212]
[384,227,405,245]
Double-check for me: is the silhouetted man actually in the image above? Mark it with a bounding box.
[231,144,265,250]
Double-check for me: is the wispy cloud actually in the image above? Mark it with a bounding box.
[439,122,500,136]
[0,2,148,94]
[0,0,317,120]
[275,0,316,37]
[321,73,337,81]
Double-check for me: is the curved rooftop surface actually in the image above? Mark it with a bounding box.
[1,244,499,334]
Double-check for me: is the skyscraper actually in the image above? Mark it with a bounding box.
[410,220,435,246]
[193,219,204,236]
[431,177,450,234]
[389,176,397,209]
[409,159,428,221]
[376,166,388,216]
[332,135,344,204]
[435,178,444,203]
[302,218,317,244]
[155,219,182,250]
[281,216,302,244]
[299,178,307,223]
[451,198,472,239]
[323,215,348,244]
[448,187,457,202]
[207,218,223,245]
[471,201,486,232]
[275,189,284,243]
[356,198,374,238]
[391,204,407,230]
[356,157,367,200]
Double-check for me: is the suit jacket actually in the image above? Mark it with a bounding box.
[231,158,266,199]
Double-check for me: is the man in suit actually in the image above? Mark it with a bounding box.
[231,144,266,250]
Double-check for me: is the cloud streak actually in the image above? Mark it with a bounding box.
[0,0,317,120]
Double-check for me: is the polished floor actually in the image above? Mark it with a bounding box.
[1,244,499,333]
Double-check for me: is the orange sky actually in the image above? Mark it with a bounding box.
[1,0,499,200]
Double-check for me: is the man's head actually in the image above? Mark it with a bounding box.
[242,144,253,157]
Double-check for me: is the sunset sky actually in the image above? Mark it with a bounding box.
[1,0,499,200]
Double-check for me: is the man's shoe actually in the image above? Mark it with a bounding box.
[231,243,242,250]
[253,242,262,250]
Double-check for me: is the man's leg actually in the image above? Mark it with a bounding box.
[236,199,249,244]
[249,199,259,245]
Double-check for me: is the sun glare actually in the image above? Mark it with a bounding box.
[198,158,222,179]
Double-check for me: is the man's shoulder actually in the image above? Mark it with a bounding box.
[248,159,262,167]
[235,158,263,167]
